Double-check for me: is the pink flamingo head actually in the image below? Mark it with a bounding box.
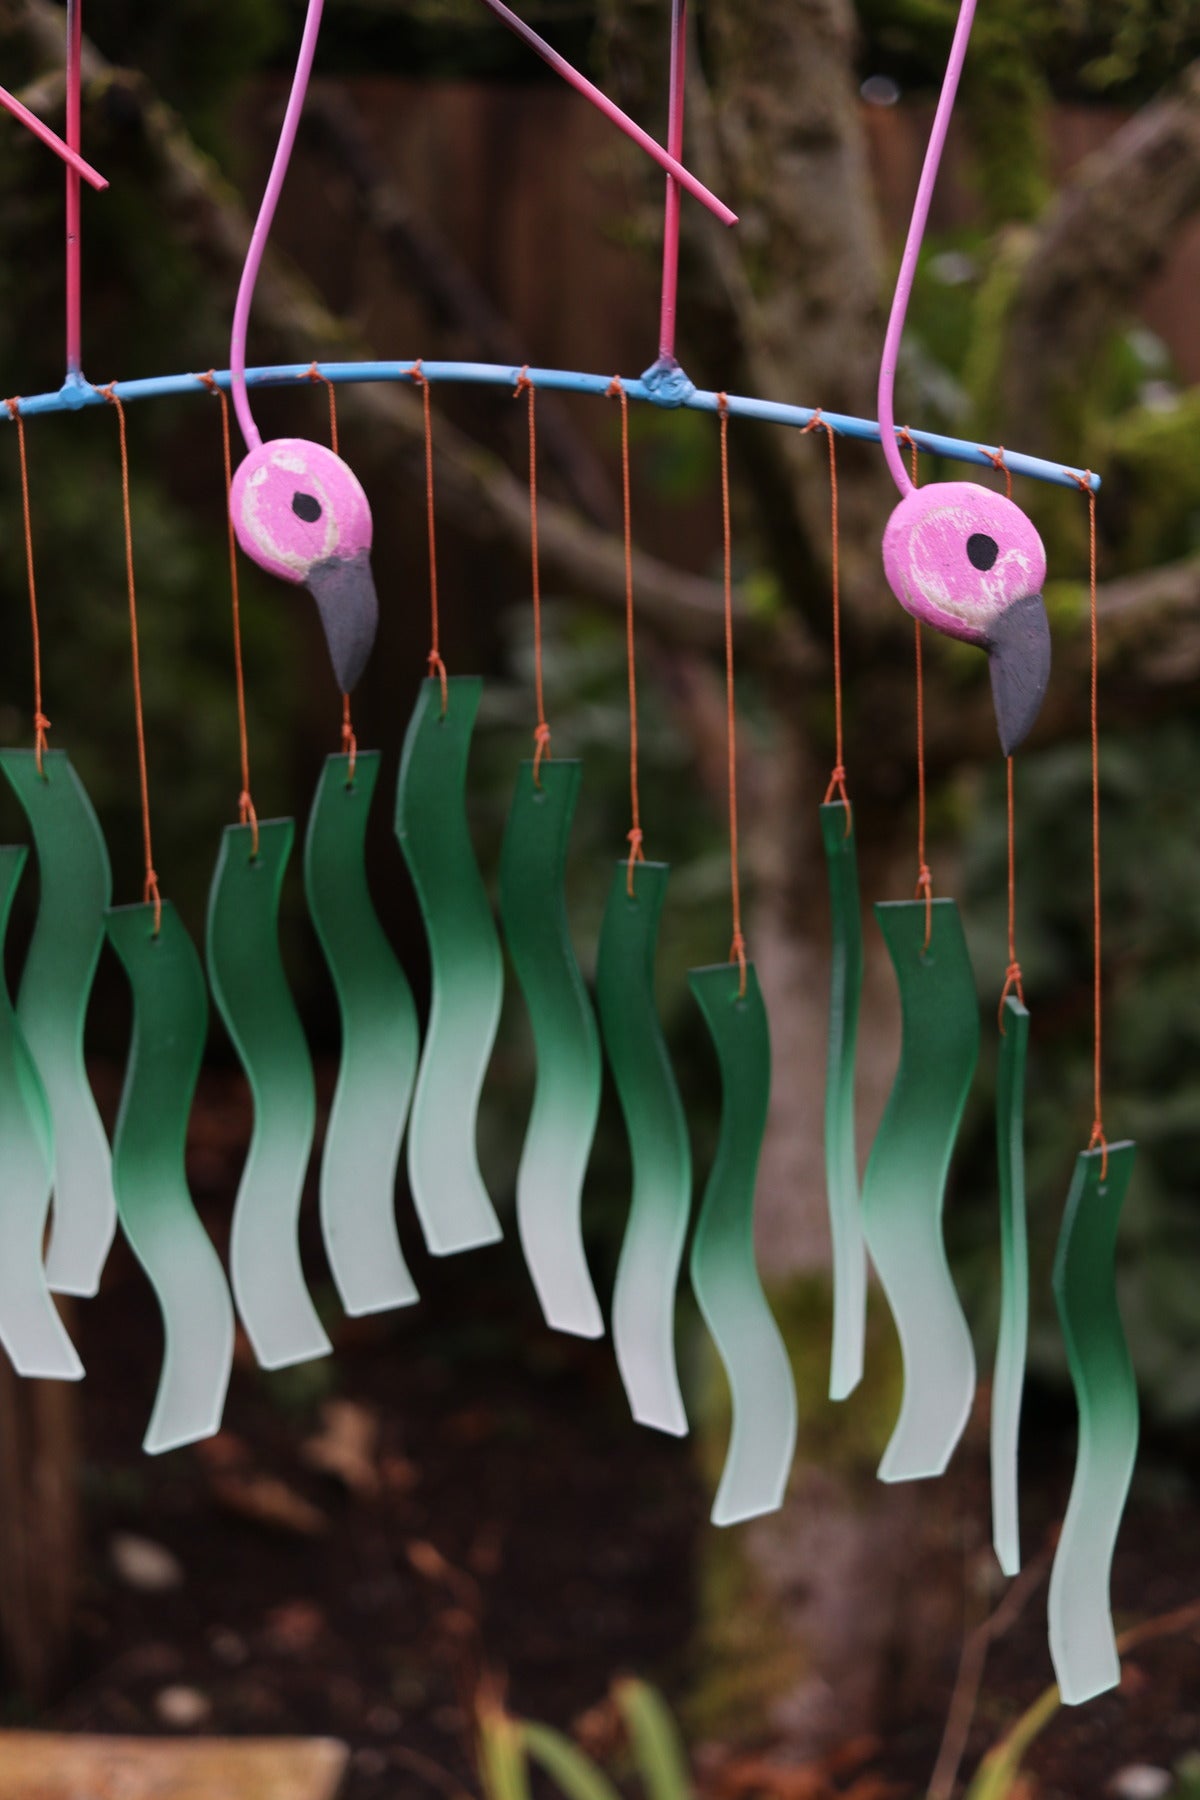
[230,437,377,692]
[882,480,1050,755]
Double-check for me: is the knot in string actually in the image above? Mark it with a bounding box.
[981,443,1013,500]
[532,720,551,784]
[997,959,1024,1032]
[915,859,934,951]
[144,866,162,936]
[306,361,339,455]
[340,693,358,786]
[513,365,532,398]
[238,788,260,857]
[1088,1120,1110,1181]
[730,928,747,999]
[626,825,644,897]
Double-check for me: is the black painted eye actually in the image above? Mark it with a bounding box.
[292,491,322,523]
[967,532,998,571]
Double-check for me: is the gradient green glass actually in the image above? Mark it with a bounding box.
[499,760,603,1338]
[690,962,797,1525]
[820,801,866,1402]
[992,995,1030,1576]
[861,898,979,1482]
[106,900,235,1454]
[596,860,691,1436]
[1048,1140,1138,1705]
[0,748,114,1297]
[395,677,503,1255]
[207,818,331,1368]
[0,845,83,1380]
[306,752,419,1315]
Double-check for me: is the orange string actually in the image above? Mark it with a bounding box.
[307,361,339,457]
[982,444,1013,501]
[200,372,259,856]
[1071,471,1106,1177]
[606,377,644,895]
[410,362,448,715]
[514,369,551,784]
[6,399,50,776]
[998,755,1024,1030]
[717,396,747,995]
[341,692,357,785]
[803,410,850,830]
[901,430,933,950]
[101,386,161,933]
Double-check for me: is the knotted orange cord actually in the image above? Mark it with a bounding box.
[307,360,339,456]
[307,364,359,778]
[1071,471,1106,1177]
[200,372,259,854]
[803,410,850,830]
[900,430,933,949]
[606,377,644,896]
[514,369,551,784]
[5,398,51,775]
[982,443,1014,502]
[717,395,747,995]
[409,361,448,715]
[101,386,161,933]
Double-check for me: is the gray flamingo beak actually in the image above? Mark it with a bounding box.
[986,593,1051,756]
[305,550,379,693]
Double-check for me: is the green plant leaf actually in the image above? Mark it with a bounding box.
[520,1723,624,1800]
[613,1679,693,1800]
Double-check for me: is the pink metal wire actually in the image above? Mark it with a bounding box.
[0,82,106,191]
[877,0,977,498]
[657,0,687,362]
[65,0,84,375]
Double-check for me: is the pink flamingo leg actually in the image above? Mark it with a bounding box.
[476,0,735,228]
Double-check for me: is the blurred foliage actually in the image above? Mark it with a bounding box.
[478,1677,692,1800]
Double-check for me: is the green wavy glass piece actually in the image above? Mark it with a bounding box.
[1048,1140,1139,1705]
[499,759,603,1338]
[690,962,797,1525]
[596,860,691,1437]
[992,995,1030,1577]
[305,752,419,1315]
[106,900,235,1454]
[820,801,866,1403]
[0,748,114,1298]
[207,818,331,1368]
[861,898,979,1483]
[0,845,84,1380]
[395,677,503,1256]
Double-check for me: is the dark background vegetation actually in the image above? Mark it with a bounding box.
[0,1,1197,1795]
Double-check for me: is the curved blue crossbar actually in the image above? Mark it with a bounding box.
[1,363,1099,491]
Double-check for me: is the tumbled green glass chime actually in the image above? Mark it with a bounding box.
[500,759,602,1337]
[596,860,691,1435]
[1048,1140,1139,1705]
[861,898,979,1481]
[207,818,331,1367]
[396,676,503,1255]
[690,962,797,1524]
[0,844,84,1379]
[306,751,420,1315]
[106,902,235,1453]
[820,801,866,1402]
[0,748,115,1297]
[992,995,1030,1576]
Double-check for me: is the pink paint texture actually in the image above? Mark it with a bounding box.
[230,439,373,584]
[882,482,1046,643]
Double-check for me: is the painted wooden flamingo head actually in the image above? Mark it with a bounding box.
[230,437,378,693]
[882,481,1050,756]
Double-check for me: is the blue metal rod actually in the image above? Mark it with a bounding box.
[2,361,1101,491]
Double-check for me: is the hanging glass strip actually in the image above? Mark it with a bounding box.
[395,676,503,1255]
[106,901,235,1453]
[1048,1140,1139,1705]
[596,859,691,1435]
[820,800,866,1401]
[0,747,114,1297]
[305,750,419,1314]
[690,961,797,1523]
[207,818,331,1367]
[992,994,1030,1576]
[499,758,603,1337]
[860,897,979,1481]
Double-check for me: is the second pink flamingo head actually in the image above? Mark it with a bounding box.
[231,437,378,693]
[882,481,1050,755]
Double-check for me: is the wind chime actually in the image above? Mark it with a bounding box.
[0,0,1136,1706]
